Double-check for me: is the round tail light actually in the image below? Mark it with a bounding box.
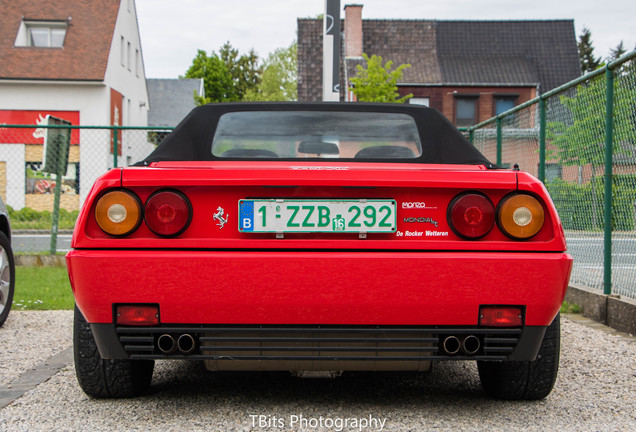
[448,193,495,239]
[144,189,192,237]
[95,190,143,236]
[497,194,545,239]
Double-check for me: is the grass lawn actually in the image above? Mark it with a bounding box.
[14,266,74,310]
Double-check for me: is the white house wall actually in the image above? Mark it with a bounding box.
[0,144,26,209]
[104,0,153,167]
[0,0,152,209]
[0,82,111,206]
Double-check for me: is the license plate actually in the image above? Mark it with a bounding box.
[239,199,396,233]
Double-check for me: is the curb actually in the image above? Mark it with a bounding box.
[565,283,636,336]
[0,347,73,409]
[15,255,67,267]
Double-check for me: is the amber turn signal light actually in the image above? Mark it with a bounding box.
[95,190,142,236]
[497,194,545,239]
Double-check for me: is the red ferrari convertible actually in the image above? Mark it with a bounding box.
[68,103,572,399]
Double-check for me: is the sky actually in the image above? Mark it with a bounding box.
[136,0,635,79]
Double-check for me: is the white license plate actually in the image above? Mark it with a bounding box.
[239,199,396,233]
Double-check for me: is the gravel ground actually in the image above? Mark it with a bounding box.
[0,312,635,431]
[0,311,73,386]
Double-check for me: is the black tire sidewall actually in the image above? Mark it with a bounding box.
[0,231,15,326]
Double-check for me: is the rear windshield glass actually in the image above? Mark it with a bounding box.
[211,111,422,159]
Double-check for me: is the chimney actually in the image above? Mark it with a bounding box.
[344,4,363,58]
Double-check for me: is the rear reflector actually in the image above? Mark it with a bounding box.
[116,305,159,326]
[479,306,523,327]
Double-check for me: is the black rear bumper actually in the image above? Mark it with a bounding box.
[91,324,547,363]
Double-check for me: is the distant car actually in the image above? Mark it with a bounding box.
[0,196,15,327]
[68,102,572,400]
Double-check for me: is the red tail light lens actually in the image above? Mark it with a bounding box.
[144,189,192,237]
[448,193,495,239]
[116,305,159,326]
[479,306,523,327]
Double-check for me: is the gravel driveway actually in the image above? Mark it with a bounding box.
[0,311,634,431]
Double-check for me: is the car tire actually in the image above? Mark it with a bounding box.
[0,231,15,327]
[477,313,560,400]
[73,305,154,398]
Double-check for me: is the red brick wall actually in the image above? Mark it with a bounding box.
[399,86,537,125]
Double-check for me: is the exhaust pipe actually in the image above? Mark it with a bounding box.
[442,336,461,355]
[157,334,177,354]
[461,335,481,355]
[177,334,196,354]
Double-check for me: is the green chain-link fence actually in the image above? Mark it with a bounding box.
[0,124,171,254]
[468,49,636,299]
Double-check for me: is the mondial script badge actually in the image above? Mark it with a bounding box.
[213,206,228,228]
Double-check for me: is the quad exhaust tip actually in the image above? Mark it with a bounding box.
[177,334,196,354]
[157,334,177,354]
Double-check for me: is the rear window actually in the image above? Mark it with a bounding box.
[211,111,422,159]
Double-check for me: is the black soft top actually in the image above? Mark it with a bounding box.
[138,102,493,166]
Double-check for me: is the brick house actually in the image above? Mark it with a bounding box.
[298,5,580,124]
[297,5,580,177]
[0,0,151,210]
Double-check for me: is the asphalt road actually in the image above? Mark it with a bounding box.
[12,233,72,253]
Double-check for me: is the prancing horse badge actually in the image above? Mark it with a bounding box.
[213,206,228,228]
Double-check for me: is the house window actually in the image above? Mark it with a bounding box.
[545,163,562,182]
[127,42,131,71]
[135,49,140,77]
[455,96,478,127]
[15,21,67,48]
[494,96,517,116]
[120,36,125,66]
[409,97,430,107]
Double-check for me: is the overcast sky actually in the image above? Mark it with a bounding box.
[136,0,635,79]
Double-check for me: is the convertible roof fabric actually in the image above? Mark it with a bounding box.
[138,102,493,167]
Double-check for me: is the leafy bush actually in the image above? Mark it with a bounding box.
[547,174,636,231]
[7,206,79,230]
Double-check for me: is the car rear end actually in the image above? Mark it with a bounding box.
[67,103,572,399]
[68,163,571,367]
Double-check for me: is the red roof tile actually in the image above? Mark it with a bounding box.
[0,0,120,81]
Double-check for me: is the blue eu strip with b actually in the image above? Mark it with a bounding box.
[240,201,254,231]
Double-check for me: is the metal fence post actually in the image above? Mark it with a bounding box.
[113,127,119,168]
[496,117,502,166]
[538,99,546,183]
[603,67,615,295]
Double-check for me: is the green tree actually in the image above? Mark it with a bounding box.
[183,50,237,104]
[547,68,636,227]
[609,41,626,61]
[244,42,297,101]
[349,54,412,103]
[184,43,263,104]
[219,42,262,100]
[577,27,602,73]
